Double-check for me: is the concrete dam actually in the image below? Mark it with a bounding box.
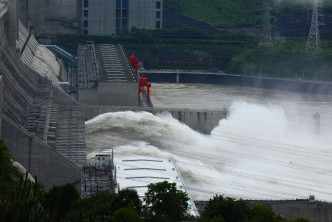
[0,4,222,192]
[2,2,332,221]
[0,3,85,190]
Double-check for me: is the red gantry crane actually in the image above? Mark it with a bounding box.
[129,56,151,103]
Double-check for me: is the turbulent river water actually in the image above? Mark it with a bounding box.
[86,83,332,201]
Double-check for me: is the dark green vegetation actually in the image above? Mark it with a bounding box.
[0,139,189,221]
[0,138,45,221]
[164,0,332,28]
[200,195,312,222]
[164,0,262,27]
[144,181,190,221]
[47,27,332,81]
[1,139,314,221]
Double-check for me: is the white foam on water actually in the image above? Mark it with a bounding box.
[86,101,332,201]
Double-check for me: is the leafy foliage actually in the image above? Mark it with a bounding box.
[44,183,80,220]
[114,188,142,214]
[113,207,144,222]
[251,205,275,222]
[199,195,314,222]
[0,139,45,222]
[144,181,190,222]
[199,195,251,222]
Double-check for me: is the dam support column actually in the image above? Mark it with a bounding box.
[176,70,180,83]
[8,0,19,51]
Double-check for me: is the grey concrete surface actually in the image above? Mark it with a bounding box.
[84,0,116,35]
[196,199,332,222]
[249,199,332,222]
[0,3,8,39]
[129,0,162,30]
[2,118,81,190]
[79,82,139,106]
[8,0,19,50]
[29,0,78,34]
[1,30,85,190]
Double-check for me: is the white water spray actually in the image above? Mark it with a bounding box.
[86,101,332,201]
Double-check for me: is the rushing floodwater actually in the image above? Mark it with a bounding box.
[86,83,332,201]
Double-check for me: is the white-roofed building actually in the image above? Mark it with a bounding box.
[115,155,199,217]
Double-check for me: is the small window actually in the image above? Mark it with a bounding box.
[156,11,160,19]
[122,9,128,17]
[84,0,88,8]
[156,1,161,9]
[122,0,128,8]
[84,29,88,34]
[156,21,160,29]
[84,20,88,27]
[84,10,88,17]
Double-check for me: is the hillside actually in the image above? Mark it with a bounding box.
[164,0,262,27]
[164,0,332,29]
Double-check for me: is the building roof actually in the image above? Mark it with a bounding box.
[114,155,199,217]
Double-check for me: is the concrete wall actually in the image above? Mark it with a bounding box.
[248,200,332,222]
[8,0,19,50]
[53,86,80,106]
[29,0,78,34]
[2,118,81,190]
[83,105,227,134]
[144,72,332,95]
[165,110,226,134]
[0,3,8,39]
[1,32,84,191]
[195,199,332,222]
[79,81,139,106]
[129,0,162,30]
[29,0,45,31]
[84,0,116,35]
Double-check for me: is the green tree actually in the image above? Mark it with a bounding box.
[251,205,275,222]
[0,139,45,221]
[44,183,80,220]
[199,195,251,222]
[144,181,189,222]
[68,197,95,222]
[113,207,144,222]
[113,188,142,214]
[289,219,312,222]
[90,191,116,221]
[210,216,225,222]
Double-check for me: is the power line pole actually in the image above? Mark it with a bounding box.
[306,0,324,50]
[259,0,274,47]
